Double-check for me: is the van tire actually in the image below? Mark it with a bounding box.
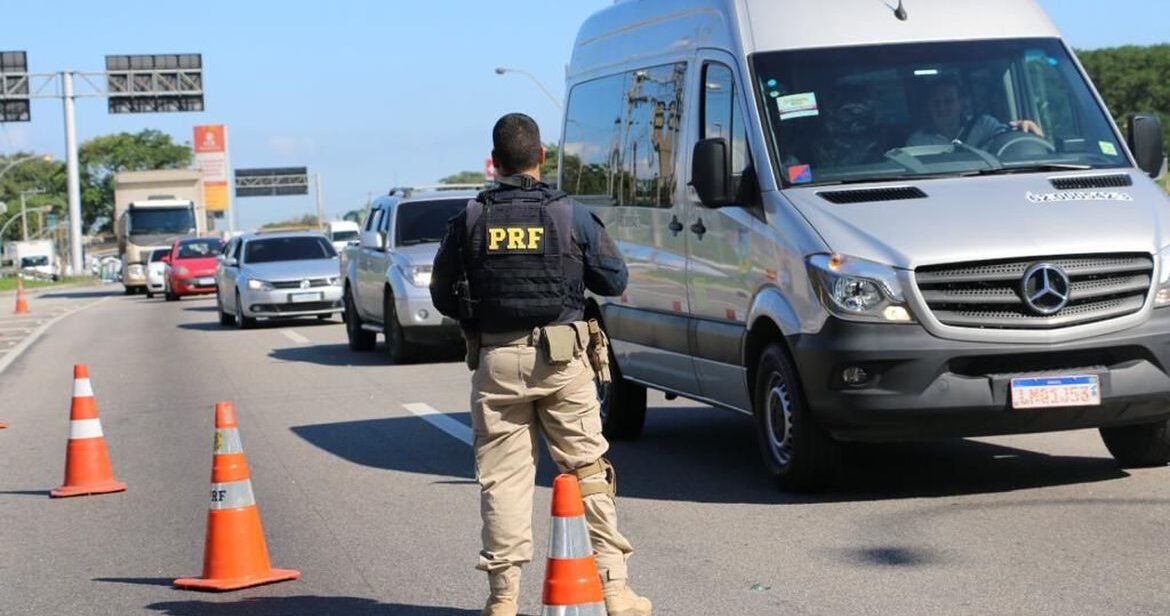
[599,341,647,440]
[1100,420,1170,468]
[344,287,376,351]
[753,343,839,492]
[383,290,417,364]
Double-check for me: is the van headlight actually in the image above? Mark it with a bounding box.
[399,264,432,287]
[808,254,915,323]
[247,278,274,291]
[1156,246,1170,307]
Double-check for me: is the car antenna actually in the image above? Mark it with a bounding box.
[882,0,909,21]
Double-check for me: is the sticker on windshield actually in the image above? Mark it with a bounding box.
[776,92,819,120]
[787,164,813,184]
[1098,141,1119,156]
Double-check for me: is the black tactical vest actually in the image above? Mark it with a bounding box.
[464,183,585,331]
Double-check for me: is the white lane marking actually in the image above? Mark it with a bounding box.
[0,297,112,377]
[281,330,310,344]
[403,402,473,446]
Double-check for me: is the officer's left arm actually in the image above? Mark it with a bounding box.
[574,204,628,296]
[429,213,465,319]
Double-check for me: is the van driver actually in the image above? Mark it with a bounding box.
[907,77,1044,148]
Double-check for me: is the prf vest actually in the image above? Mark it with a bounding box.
[465,184,585,331]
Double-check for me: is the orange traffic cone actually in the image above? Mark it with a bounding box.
[174,401,299,591]
[0,422,7,429]
[14,279,29,315]
[541,474,606,615]
[51,365,127,498]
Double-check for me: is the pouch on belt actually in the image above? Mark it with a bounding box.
[541,325,578,364]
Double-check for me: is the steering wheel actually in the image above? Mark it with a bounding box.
[984,130,1056,161]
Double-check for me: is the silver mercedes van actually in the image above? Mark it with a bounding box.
[562,0,1170,490]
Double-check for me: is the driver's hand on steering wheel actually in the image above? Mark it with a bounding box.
[1009,120,1045,138]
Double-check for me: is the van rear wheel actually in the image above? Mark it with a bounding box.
[1100,420,1170,468]
[753,343,839,492]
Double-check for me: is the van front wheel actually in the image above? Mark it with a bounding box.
[753,343,839,492]
[1100,420,1170,468]
[598,342,646,440]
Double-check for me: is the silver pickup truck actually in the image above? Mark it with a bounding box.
[340,187,476,362]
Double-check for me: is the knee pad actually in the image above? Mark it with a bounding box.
[572,457,616,498]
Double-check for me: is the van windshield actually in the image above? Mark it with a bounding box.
[753,38,1127,187]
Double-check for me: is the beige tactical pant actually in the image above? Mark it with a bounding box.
[471,330,635,587]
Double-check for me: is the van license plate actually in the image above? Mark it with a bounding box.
[289,292,322,303]
[1011,375,1100,409]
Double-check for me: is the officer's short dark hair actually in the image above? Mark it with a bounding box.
[492,113,542,176]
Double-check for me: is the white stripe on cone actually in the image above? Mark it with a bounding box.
[73,378,94,398]
[69,418,104,439]
[541,603,607,615]
[548,515,593,560]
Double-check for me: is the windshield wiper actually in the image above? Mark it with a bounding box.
[968,162,1093,176]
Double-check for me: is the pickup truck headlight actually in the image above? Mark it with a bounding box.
[400,264,432,287]
[247,278,274,291]
[1156,246,1170,307]
[808,254,915,323]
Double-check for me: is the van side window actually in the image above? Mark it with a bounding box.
[701,62,751,198]
[563,62,686,209]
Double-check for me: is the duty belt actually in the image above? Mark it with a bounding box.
[479,323,588,348]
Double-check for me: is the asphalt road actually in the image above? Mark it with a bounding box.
[2,291,1169,615]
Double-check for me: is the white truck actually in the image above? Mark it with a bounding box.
[3,239,57,279]
[114,169,206,294]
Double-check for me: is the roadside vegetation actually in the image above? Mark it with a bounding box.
[0,276,90,292]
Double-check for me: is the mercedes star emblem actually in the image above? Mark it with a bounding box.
[1021,263,1071,315]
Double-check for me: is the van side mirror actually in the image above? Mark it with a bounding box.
[691,138,732,207]
[360,230,386,250]
[1127,113,1166,179]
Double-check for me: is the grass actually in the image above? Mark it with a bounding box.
[0,276,90,292]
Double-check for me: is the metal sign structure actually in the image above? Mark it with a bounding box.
[106,54,203,114]
[235,168,310,197]
[0,51,206,273]
[0,51,30,122]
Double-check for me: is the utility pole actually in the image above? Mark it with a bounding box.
[314,173,325,230]
[61,71,84,275]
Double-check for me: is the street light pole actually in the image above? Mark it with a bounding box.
[494,67,562,110]
[62,71,84,276]
[0,154,51,183]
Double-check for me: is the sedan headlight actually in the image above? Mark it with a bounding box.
[174,266,190,277]
[808,254,914,323]
[1156,246,1170,307]
[400,264,432,287]
[247,278,274,291]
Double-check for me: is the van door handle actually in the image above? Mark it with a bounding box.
[668,215,684,236]
[690,218,707,239]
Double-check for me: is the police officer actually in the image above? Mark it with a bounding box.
[431,113,651,616]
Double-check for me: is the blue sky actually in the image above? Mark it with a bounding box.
[2,0,1167,230]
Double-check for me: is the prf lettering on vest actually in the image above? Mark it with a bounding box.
[487,227,545,251]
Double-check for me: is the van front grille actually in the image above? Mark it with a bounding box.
[915,254,1152,329]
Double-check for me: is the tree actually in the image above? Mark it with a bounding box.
[0,153,67,243]
[540,142,560,188]
[439,171,486,185]
[1077,45,1170,149]
[260,213,320,229]
[79,129,192,233]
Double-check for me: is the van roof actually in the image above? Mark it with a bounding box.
[571,0,1059,78]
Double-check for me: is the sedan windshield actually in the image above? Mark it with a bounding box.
[754,38,1127,187]
[244,236,336,264]
[395,199,467,247]
[176,240,223,259]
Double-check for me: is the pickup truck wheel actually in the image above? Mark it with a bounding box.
[754,343,839,492]
[146,290,154,299]
[1100,420,1170,468]
[217,292,235,326]
[234,291,256,330]
[598,334,646,440]
[344,288,375,351]
[383,291,418,364]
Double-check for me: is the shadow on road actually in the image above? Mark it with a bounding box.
[270,343,463,367]
[0,489,51,497]
[293,403,1131,504]
[35,289,118,300]
[181,305,219,313]
[292,414,476,479]
[95,577,175,587]
[179,318,341,333]
[145,596,480,615]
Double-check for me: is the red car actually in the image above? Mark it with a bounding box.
[163,237,224,301]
